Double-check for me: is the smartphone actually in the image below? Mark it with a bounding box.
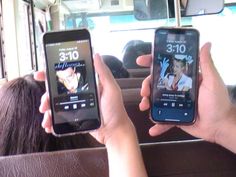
[151,27,199,124]
[43,29,101,136]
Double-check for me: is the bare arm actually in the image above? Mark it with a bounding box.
[35,54,148,177]
[106,120,147,177]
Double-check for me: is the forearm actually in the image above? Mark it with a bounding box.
[105,120,147,177]
[216,105,236,153]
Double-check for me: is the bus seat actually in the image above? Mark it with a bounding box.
[128,68,150,78]
[0,147,109,177]
[142,140,236,177]
[0,141,236,177]
[116,77,144,89]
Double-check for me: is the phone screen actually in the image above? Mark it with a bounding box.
[151,28,199,124]
[43,29,100,136]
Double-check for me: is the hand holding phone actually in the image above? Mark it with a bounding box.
[35,53,134,145]
[151,27,200,124]
[43,29,101,136]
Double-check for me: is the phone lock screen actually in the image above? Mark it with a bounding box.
[151,28,199,124]
[43,29,101,136]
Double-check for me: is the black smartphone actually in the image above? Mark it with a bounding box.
[43,29,101,136]
[151,27,199,124]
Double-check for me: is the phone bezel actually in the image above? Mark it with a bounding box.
[43,29,101,137]
[150,27,199,125]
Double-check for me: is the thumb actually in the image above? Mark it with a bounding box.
[199,43,220,80]
[34,71,46,81]
[149,124,174,136]
[93,53,117,89]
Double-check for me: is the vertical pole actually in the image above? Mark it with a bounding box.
[174,0,181,27]
[30,0,38,71]
[46,7,52,31]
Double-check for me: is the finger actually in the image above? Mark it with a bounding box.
[140,75,151,97]
[198,73,202,83]
[34,71,46,81]
[149,124,174,136]
[39,92,50,113]
[199,42,222,81]
[41,110,52,133]
[139,97,150,111]
[45,128,52,134]
[136,54,152,67]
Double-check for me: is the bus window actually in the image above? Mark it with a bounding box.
[44,1,236,84]
[1,0,37,81]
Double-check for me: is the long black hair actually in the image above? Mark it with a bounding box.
[0,74,99,156]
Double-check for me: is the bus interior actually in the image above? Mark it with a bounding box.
[0,0,236,176]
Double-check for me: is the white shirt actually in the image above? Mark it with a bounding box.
[167,74,192,91]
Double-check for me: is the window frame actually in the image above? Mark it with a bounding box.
[0,0,6,79]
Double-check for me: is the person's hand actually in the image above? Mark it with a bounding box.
[160,57,169,79]
[34,54,133,145]
[137,42,235,143]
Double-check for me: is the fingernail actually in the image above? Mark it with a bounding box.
[95,53,103,63]
[206,42,212,51]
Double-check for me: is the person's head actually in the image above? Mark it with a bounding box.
[0,74,95,156]
[172,58,187,76]
[56,67,80,92]
[122,41,151,69]
[0,74,47,155]
[102,55,129,78]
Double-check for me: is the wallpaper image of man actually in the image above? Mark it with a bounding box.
[55,61,88,94]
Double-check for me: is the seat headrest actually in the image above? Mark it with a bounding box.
[122,42,151,69]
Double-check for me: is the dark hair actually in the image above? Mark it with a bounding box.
[102,55,130,78]
[173,57,187,68]
[0,74,98,156]
[122,41,151,69]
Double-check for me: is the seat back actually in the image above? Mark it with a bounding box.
[0,147,108,177]
[128,68,150,78]
[116,78,144,89]
[142,140,236,177]
[1,141,236,177]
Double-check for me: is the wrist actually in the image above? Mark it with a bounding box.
[215,105,236,152]
[104,117,148,177]
[105,119,137,149]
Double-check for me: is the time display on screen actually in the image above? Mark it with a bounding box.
[166,43,186,53]
[59,47,79,61]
